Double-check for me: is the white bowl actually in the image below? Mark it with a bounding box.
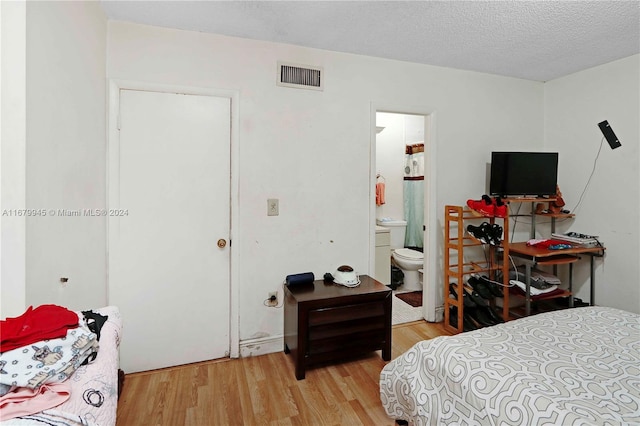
[333,269,359,286]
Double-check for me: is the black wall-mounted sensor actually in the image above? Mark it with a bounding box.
[598,120,622,149]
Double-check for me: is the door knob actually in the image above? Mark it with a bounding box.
[217,239,227,248]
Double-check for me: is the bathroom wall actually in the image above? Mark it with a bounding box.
[375,112,425,224]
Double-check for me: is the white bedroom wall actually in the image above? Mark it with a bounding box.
[107,21,544,348]
[544,54,640,314]
[24,1,107,310]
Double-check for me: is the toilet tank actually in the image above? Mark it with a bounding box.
[376,219,407,249]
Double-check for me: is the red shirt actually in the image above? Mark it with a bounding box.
[1,305,79,353]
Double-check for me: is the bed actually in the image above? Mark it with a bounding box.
[380,306,640,425]
[1,306,122,426]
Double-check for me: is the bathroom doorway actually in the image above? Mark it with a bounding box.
[370,105,438,324]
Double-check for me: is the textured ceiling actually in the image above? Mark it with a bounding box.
[100,1,640,82]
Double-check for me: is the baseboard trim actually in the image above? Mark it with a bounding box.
[239,334,284,358]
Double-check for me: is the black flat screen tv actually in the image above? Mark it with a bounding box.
[489,152,558,197]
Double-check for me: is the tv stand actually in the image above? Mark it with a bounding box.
[504,196,557,203]
[508,242,605,314]
[504,197,605,312]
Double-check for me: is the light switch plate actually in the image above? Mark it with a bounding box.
[267,198,279,216]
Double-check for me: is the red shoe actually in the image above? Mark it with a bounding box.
[467,195,494,217]
[493,197,507,218]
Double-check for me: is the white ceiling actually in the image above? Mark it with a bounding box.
[100,1,640,82]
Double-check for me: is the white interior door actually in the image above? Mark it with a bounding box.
[109,89,231,373]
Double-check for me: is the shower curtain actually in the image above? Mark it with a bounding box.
[404,143,424,249]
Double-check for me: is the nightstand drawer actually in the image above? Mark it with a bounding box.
[309,316,385,341]
[309,301,385,326]
[308,329,386,356]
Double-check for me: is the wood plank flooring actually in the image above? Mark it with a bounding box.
[116,320,452,426]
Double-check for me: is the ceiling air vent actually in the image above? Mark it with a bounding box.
[277,62,323,91]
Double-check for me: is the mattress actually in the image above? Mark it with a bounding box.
[1,306,122,426]
[380,306,640,425]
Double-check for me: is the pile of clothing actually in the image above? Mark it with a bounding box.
[0,304,107,420]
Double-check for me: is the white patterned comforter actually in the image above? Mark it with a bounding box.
[380,307,640,425]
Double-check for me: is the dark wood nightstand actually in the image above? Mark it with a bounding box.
[283,275,392,380]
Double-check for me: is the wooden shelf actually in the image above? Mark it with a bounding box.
[535,212,575,219]
[510,288,572,302]
[509,242,603,259]
[509,295,572,317]
[503,196,557,203]
[536,255,580,266]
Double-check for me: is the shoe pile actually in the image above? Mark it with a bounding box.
[466,195,507,218]
[448,280,504,331]
[467,222,503,246]
[469,275,503,298]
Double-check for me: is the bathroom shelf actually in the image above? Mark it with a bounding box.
[443,205,511,334]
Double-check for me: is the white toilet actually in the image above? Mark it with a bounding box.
[376,219,424,292]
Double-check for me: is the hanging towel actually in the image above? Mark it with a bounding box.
[376,182,386,206]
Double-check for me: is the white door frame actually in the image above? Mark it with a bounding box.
[369,103,439,322]
[107,79,241,358]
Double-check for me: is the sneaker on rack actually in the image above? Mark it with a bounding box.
[467,222,492,244]
[493,197,507,218]
[488,223,503,246]
[466,195,494,217]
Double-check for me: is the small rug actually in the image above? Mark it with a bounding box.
[395,291,423,308]
[392,292,423,325]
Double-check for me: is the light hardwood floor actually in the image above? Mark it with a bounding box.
[116,320,452,426]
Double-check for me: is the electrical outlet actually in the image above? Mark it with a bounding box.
[267,198,279,216]
[268,291,278,306]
